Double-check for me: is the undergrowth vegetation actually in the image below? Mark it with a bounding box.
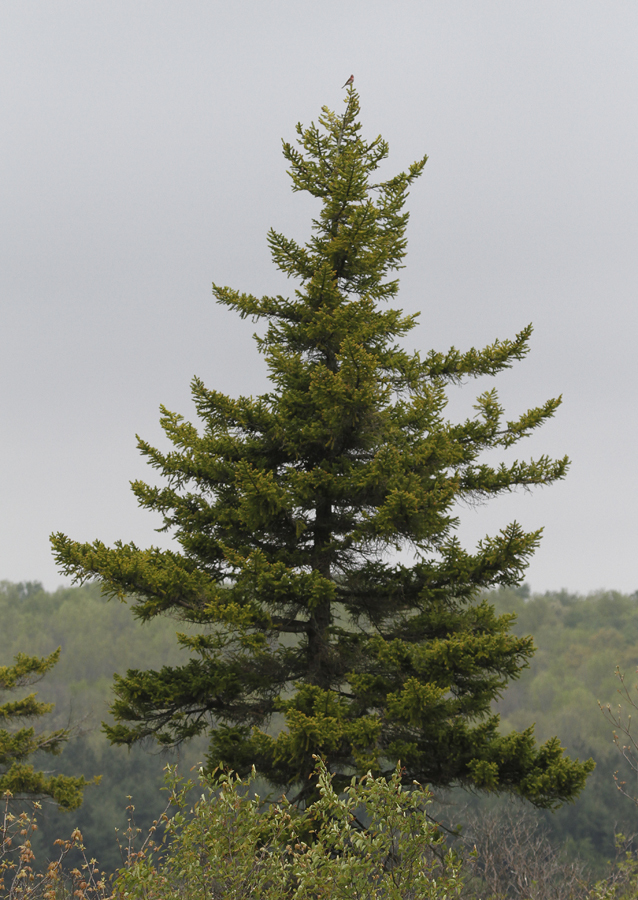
[3,761,638,900]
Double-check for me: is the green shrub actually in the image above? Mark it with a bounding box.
[114,758,465,900]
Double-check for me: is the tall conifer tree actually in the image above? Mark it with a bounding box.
[0,649,90,809]
[52,89,593,807]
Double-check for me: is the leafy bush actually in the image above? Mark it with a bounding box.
[114,758,465,900]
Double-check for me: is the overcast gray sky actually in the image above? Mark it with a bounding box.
[1,0,637,594]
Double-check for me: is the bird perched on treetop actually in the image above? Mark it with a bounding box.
[342,74,354,88]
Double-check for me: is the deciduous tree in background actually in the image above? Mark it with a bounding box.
[52,89,593,807]
[0,649,89,810]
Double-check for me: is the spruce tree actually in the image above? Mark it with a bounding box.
[0,649,90,809]
[52,89,593,807]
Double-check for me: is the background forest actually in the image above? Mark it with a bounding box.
[1,579,636,874]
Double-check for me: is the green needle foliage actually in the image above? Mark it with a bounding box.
[51,89,593,808]
[0,650,90,810]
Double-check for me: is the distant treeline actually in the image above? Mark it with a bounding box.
[487,585,638,865]
[1,580,637,871]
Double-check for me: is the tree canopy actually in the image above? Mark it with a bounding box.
[52,88,593,808]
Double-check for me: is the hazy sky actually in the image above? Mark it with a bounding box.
[2,1,637,594]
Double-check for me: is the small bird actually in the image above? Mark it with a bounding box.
[342,74,354,88]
